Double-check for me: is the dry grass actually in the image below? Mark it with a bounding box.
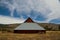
[0,31,60,40]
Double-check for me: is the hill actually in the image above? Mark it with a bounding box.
[0,23,60,33]
[38,23,60,31]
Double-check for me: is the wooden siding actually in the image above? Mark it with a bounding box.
[14,30,46,34]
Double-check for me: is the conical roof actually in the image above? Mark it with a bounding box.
[24,17,34,23]
[14,23,45,30]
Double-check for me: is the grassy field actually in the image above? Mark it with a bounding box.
[0,31,60,40]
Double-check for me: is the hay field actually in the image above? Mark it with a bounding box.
[0,31,60,40]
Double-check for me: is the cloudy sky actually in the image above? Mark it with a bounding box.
[0,0,60,24]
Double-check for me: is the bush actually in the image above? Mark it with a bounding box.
[59,25,60,30]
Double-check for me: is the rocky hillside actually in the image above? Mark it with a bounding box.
[38,23,60,31]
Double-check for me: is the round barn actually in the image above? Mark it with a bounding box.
[14,17,46,33]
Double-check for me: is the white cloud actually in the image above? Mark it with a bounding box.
[32,0,51,15]
[45,0,60,22]
[0,0,15,17]
[34,20,48,23]
[0,15,25,24]
[0,0,60,24]
[0,0,51,15]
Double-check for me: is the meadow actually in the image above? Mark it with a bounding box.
[0,31,60,40]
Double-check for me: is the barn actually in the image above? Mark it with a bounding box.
[14,17,46,33]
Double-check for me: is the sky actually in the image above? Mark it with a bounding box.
[0,0,60,24]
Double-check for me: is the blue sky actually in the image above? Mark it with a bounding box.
[0,6,10,16]
[0,0,60,24]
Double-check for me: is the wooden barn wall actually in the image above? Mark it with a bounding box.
[14,30,46,33]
